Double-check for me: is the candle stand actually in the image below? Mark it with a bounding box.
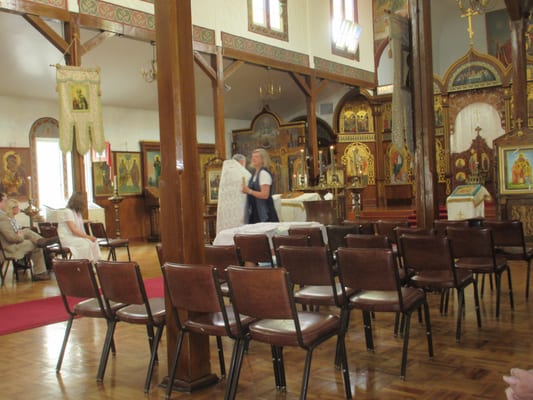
[22,198,41,228]
[108,186,124,238]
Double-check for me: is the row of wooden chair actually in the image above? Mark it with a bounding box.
[53,259,165,393]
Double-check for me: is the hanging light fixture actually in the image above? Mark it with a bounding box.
[258,67,282,101]
[141,41,157,83]
[455,0,493,14]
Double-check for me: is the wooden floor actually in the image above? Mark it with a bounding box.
[0,242,531,399]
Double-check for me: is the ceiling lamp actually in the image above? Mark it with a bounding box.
[455,0,493,14]
[258,67,282,101]
[141,41,157,83]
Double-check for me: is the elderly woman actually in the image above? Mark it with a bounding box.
[57,192,101,262]
[241,148,279,224]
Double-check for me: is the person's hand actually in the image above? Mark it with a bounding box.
[88,235,97,243]
[503,368,533,399]
[242,184,250,194]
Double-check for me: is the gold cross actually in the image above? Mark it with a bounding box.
[474,125,482,136]
[515,118,523,129]
[459,7,479,47]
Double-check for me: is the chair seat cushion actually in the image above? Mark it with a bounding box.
[294,283,354,306]
[496,246,533,261]
[410,269,473,289]
[116,297,166,325]
[349,287,425,313]
[184,306,255,337]
[455,255,507,273]
[249,312,339,347]
[75,297,125,318]
[108,239,129,247]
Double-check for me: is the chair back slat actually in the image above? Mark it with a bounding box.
[337,247,399,292]
[288,227,325,247]
[432,219,469,237]
[326,224,360,253]
[446,227,494,258]
[484,220,525,248]
[400,234,455,273]
[96,261,145,305]
[303,200,338,225]
[53,259,100,299]
[90,222,108,240]
[204,244,241,268]
[277,245,333,287]
[375,220,409,245]
[227,266,293,319]
[163,263,222,313]
[346,233,390,249]
[233,234,273,265]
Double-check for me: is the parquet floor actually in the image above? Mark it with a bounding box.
[0,242,531,399]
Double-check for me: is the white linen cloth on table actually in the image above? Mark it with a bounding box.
[213,221,327,248]
[277,192,321,222]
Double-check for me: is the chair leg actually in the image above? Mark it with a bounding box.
[225,338,247,400]
[362,311,374,351]
[145,324,165,393]
[455,289,464,343]
[507,267,514,311]
[216,336,226,378]
[423,301,434,359]
[165,328,184,400]
[300,348,314,400]
[126,245,131,261]
[337,331,352,399]
[393,312,400,337]
[56,316,74,372]
[145,325,158,362]
[495,272,502,319]
[97,320,117,382]
[270,346,280,389]
[400,312,411,380]
[472,279,482,328]
[526,259,531,300]
[276,346,286,390]
[335,308,351,369]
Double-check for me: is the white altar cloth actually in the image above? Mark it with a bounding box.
[213,221,327,247]
[276,192,321,222]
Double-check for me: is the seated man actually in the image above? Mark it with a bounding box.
[0,192,49,281]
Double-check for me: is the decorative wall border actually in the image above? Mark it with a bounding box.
[313,57,374,85]
[221,32,309,67]
[31,0,67,8]
[338,133,376,143]
[79,0,155,31]
[193,25,215,46]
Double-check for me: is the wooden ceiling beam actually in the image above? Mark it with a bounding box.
[223,59,244,81]
[194,50,216,81]
[80,31,116,57]
[23,14,69,54]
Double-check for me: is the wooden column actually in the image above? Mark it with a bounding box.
[155,1,215,392]
[212,48,226,158]
[306,75,319,177]
[410,0,438,228]
[63,19,86,198]
[508,17,528,124]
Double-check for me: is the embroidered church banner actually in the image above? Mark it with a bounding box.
[56,65,105,155]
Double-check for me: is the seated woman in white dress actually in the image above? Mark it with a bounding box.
[57,192,101,262]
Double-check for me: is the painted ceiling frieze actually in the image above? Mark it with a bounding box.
[314,57,375,84]
[31,0,67,8]
[79,0,154,30]
[193,25,216,46]
[221,32,309,67]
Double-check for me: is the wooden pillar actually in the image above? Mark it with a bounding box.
[372,103,386,208]
[63,19,86,199]
[306,75,318,178]
[509,17,528,124]
[212,48,226,158]
[155,1,216,392]
[410,0,438,228]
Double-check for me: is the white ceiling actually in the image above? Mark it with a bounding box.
[0,11,349,122]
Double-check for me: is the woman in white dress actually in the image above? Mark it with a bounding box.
[57,192,101,262]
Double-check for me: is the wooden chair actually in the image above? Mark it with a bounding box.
[400,234,482,342]
[277,245,354,368]
[446,227,514,319]
[337,247,434,380]
[89,222,131,261]
[346,233,390,249]
[0,240,32,284]
[204,244,242,295]
[225,265,352,399]
[38,223,72,262]
[271,234,310,267]
[155,243,164,267]
[303,200,338,225]
[288,226,325,247]
[375,220,409,249]
[52,259,123,372]
[233,233,274,267]
[162,263,254,400]
[95,261,166,393]
[343,220,376,235]
[432,219,469,237]
[325,224,361,258]
[484,220,533,299]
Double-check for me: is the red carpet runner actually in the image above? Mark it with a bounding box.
[0,276,164,336]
